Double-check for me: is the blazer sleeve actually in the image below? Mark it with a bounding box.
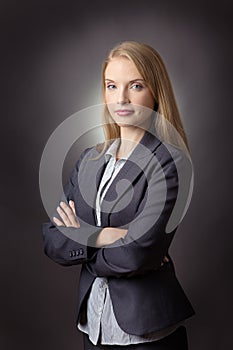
[42,147,101,266]
[85,145,193,278]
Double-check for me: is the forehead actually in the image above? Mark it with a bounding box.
[105,57,142,79]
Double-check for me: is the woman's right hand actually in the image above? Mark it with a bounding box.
[53,200,80,228]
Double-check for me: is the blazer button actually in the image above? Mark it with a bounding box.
[69,250,76,257]
[76,249,80,256]
[79,248,84,255]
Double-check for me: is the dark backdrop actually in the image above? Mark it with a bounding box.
[1,1,233,349]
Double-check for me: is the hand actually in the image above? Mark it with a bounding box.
[53,200,80,228]
[95,227,128,248]
[161,256,170,266]
[95,229,171,268]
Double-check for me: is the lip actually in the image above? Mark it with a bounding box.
[115,109,134,116]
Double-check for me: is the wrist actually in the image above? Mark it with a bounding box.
[95,228,108,248]
[95,227,128,248]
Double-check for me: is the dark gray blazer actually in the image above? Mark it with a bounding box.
[42,128,195,336]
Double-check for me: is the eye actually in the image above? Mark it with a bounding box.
[106,84,116,90]
[131,83,143,90]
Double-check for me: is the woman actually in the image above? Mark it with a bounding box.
[42,41,195,350]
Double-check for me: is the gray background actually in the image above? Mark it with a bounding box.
[1,0,233,349]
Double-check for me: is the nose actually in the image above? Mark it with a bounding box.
[117,87,130,104]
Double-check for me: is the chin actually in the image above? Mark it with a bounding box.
[115,122,137,128]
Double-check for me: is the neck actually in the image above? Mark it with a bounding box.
[116,125,147,159]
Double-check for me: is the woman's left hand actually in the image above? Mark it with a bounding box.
[161,256,170,266]
[53,200,80,228]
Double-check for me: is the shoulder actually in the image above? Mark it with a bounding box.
[95,141,105,153]
[156,141,192,166]
[74,141,109,167]
[80,140,107,158]
[80,140,115,159]
[152,142,193,185]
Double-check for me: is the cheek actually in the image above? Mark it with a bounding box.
[144,95,154,109]
[105,100,116,119]
[135,92,154,109]
[105,91,114,104]
[105,96,116,118]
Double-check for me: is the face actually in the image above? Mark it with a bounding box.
[104,57,155,129]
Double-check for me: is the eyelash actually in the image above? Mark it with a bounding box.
[106,84,116,90]
[131,84,143,90]
[106,83,143,90]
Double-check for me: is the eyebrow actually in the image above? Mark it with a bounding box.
[105,79,145,83]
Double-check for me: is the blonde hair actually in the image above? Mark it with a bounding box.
[96,41,190,156]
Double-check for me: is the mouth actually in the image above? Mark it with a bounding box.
[115,109,134,116]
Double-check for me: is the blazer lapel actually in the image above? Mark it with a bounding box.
[100,129,161,226]
[77,150,106,223]
[106,127,162,193]
[78,124,161,227]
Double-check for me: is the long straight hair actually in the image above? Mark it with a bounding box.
[96,41,190,156]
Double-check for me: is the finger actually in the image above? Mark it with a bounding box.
[161,256,170,267]
[69,200,76,215]
[57,205,72,227]
[69,201,80,227]
[60,201,73,216]
[60,201,80,228]
[53,216,65,227]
